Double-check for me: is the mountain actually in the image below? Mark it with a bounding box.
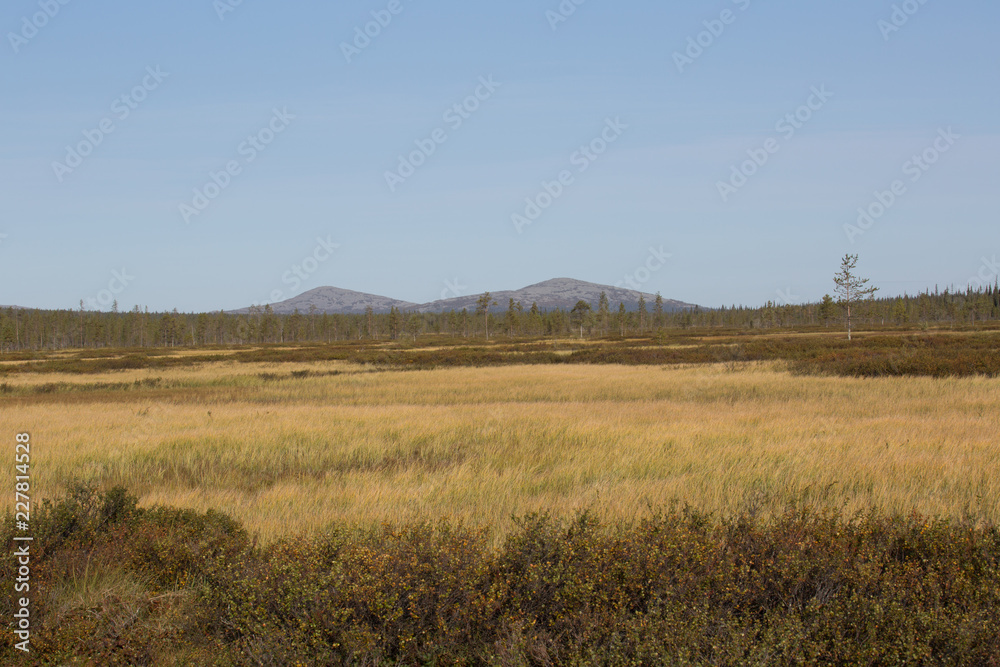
[233,278,697,314]
[229,286,418,315]
[417,278,696,313]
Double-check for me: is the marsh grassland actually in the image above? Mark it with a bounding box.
[3,353,998,540]
[3,333,999,664]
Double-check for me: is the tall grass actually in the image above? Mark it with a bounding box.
[3,361,997,542]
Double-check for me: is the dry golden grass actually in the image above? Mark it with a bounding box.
[2,360,997,541]
[0,359,353,388]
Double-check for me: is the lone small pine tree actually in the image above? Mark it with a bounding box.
[833,254,878,341]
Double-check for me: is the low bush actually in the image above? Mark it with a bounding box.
[3,331,998,378]
[4,486,999,664]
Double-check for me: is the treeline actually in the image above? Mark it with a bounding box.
[2,285,999,351]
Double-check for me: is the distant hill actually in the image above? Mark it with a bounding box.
[417,278,696,313]
[229,286,418,315]
[233,278,697,314]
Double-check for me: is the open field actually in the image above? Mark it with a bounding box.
[3,331,1000,664]
[2,333,998,541]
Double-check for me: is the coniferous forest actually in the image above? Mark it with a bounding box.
[3,285,999,351]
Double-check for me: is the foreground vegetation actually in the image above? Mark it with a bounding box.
[3,485,999,665]
[3,330,998,662]
[2,340,999,539]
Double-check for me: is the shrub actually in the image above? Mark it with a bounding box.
[3,487,999,664]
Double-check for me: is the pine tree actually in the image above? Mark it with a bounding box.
[365,306,375,339]
[890,298,908,325]
[833,254,878,341]
[476,293,497,339]
[528,302,542,335]
[598,291,610,335]
[388,306,402,340]
[818,294,836,326]
[405,313,422,341]
[571,300,591,339]
[506,298,518,337]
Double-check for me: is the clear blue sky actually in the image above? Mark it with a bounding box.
[2,0,998,312]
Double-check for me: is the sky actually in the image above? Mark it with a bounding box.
[1,0,998,312]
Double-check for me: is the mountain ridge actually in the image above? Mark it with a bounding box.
[230,278,698,315]
[228,286,418,316]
